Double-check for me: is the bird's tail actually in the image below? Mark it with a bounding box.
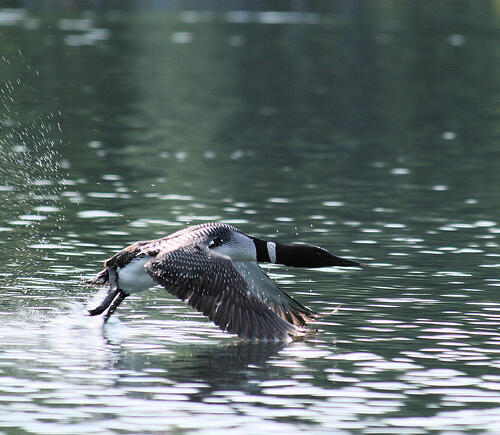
[83,269,109,286]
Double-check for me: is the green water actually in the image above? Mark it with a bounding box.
[1,3,500,434]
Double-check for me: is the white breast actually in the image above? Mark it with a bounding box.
[117,256,156,294]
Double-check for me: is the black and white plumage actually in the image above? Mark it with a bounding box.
[86,222,362,340]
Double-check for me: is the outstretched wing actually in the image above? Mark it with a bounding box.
[145,241,301,340]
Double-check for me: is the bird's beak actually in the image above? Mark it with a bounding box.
[329,255,364,268]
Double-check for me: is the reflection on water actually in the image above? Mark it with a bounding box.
[1,2,500,434]
[3,303,500,433]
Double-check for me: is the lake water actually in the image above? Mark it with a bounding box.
[1,3,500,434]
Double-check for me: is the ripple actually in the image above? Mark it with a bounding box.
[77,210,122,218]
[267,197,291,203]
[391,168,410,175]
[171,32,193,44]
[2,7,500,434]
[322,201,345,207]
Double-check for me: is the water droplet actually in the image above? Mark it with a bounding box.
[447,34,466,46]
[442,131,456,140]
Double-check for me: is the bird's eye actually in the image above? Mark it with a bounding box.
[209,237,223,248]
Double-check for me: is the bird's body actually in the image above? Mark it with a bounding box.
[86,222,361,340]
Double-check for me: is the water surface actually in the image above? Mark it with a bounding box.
[1,3,500,434]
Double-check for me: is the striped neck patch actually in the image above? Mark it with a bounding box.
[266,241,277,263]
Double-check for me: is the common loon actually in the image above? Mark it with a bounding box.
[86,222,362,340]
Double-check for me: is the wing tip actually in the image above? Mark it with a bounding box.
[226,307,309,342]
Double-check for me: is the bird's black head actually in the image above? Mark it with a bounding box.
[252,236,362,268]
[278,243,362,268]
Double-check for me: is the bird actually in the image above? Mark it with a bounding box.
[85,222,362,340]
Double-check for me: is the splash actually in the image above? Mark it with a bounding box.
[0,53,68,274]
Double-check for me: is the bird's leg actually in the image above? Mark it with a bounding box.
[88,268,120,316]
[88,289,120,316]
[103,291,127,323]
[109,267,119,291]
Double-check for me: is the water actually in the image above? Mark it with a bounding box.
[1,3,500,433]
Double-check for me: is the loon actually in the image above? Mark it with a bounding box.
[85,222,361,340]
